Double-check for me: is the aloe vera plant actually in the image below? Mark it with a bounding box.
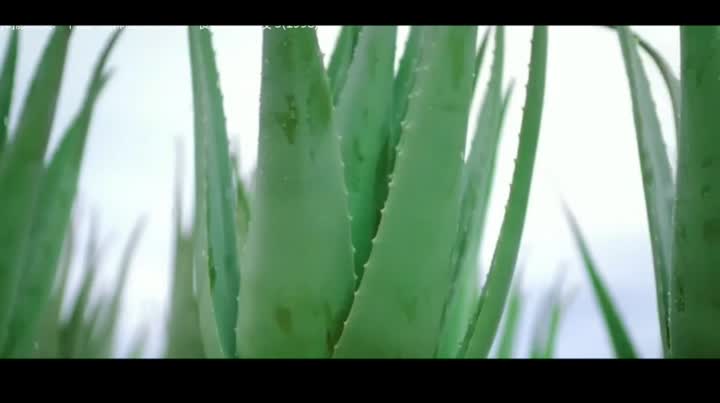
[179,25,548,359]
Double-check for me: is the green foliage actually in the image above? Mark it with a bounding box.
[180,25,549,359]
[563,204,638,358]
[616,25,674,357]
[0,26,124,358]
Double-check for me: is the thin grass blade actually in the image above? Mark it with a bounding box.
[617,25,673,357]
[2,29,121,357]
[58,217,105,358]
[166,144,205,358]
[333,26,478,358]
[235,27,355,358]
[495,278,523,358]
[0,26,72,349]
[0,29,18,157]
[188,26,241,358]
[32,218,76,358]
[92,217,144,358]
[562,203,637,358]
[336,26,397,284]
[461,26,548,359]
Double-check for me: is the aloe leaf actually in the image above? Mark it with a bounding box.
[188,28,222,359]
[0,28,18,157]
[670,26,720,358]
[386,26,421,173]
[333,26,478,358]
[166,144,205,358]
[188,26,241,358]
[0,26,72,349]
[562,204,637,358]
[327,26,361,103]
[605,25,680,137]
[336,26,396,284]
[2,29,121,358]
[617,26,673,357]
[235,27,355,358]
[495,278,523,358]
[461,26,548,359]
[435,27,506,358]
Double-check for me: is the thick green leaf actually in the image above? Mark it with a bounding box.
[562,204,637,358]
[435,27,507,358]
[336,26,397,284]
[461,26,548,358]
[333,26,478,358]
[188,26,241,358]
[187,29,222,359]
[0,26,72,349]
[0,28,18,157]
[327,26,361,103]
[617,26,673,357]
[2,29,121,357]
[235,27,355,358]
[670,26,720,358]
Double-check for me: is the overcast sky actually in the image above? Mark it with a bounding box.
[0,25,680,358]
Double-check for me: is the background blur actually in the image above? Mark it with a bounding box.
[0,25,679,358]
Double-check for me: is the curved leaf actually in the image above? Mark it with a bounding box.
[0,26,72,349]
[188,26,241,357]
[462,26,548,359]
[336,26,397,284]
[562,203,637,358]
[617,25,673,357]
[333,26,478,358]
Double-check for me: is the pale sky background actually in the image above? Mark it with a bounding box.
[0,25,680,358]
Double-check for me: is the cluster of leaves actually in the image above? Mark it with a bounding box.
[0,26,128,358]
[164,25,549,358]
